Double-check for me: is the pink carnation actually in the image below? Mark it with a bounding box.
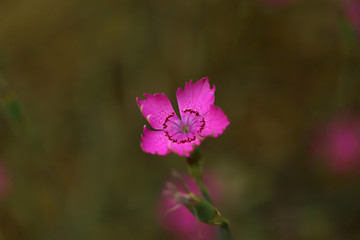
[344,0,360,38]
[136,78,229,157]
[156,173,221,240]
[311,113,360,173]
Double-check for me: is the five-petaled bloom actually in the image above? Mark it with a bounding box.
[136,77,229,157]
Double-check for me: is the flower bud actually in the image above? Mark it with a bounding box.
[185,193,223,226]
[162,175,224,226]
[157,172,222,240]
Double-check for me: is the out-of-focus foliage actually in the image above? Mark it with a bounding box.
[0,0,359,239]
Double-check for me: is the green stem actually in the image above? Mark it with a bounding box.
[197,181,213,204]
[186,150,232,240]
[219,219,232,240]
[186,150,212,202]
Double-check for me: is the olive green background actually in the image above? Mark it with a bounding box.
[0,0,360,239]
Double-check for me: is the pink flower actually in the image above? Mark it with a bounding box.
[311,113,360,173]
[156,173,221,240]
[344,0,360,38]
[136,78,229,157]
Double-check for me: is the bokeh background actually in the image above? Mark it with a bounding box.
[0,0,360,239]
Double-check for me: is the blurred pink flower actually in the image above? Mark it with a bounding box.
[156,173,221,240]
[0,162,9,200]
[137,77,229,157]
[259,0,292,7]
[312,113,360,173]
[344,0,360,37]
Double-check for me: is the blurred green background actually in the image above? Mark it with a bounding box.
[0,0,360,239]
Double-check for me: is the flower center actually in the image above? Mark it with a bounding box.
[162,109,206,144]
[181,125,190,133]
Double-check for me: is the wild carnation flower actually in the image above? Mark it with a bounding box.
[136,77,229,157]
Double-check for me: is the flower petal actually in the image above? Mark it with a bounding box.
[170,138,201,157]
[176,77,215,118]
[137,93,178,130]
[141,126,171,155]
[201,105,230,137]
[141,126,201,157]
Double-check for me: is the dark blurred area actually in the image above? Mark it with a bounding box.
[0,0,360,239]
